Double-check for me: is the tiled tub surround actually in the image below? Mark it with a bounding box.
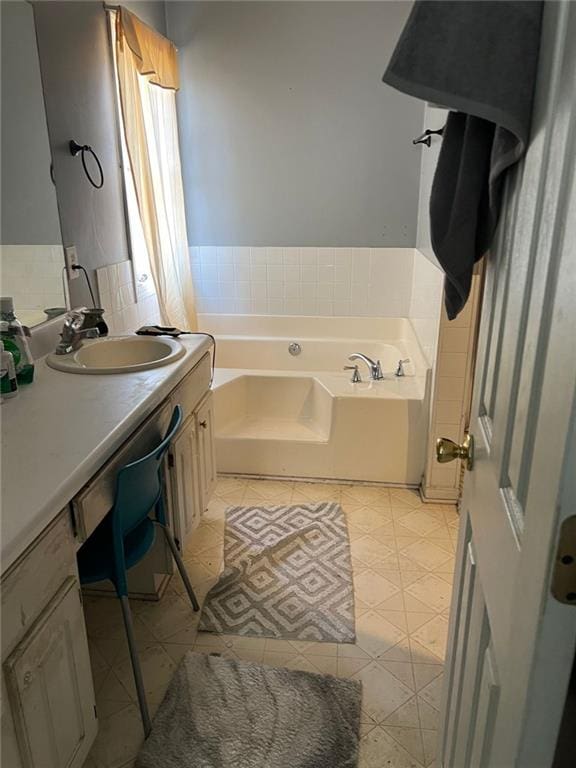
[0,244,66,325]
[421,269,484,502]
[92,248,442,370]
[200,316,431,485]
[82,477,458,768]
[191,246,415,318]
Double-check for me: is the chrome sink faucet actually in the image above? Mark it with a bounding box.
[348,353,384,381]
[55,309,101,355]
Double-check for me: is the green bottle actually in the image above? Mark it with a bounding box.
[0,297,35,385]
[1,341,18,398]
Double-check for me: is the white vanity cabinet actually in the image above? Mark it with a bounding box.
[168,392,217,549]
[1,512,97,768]
[1,344,216,767]
[196,393,217,509]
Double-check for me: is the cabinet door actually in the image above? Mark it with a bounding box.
[3,577,97,768]
[196,393,217,511]
[169,415,203,549]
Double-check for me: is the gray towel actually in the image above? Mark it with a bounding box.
[383,0,543,318]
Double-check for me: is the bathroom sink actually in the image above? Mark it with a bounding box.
[46,336,185,374]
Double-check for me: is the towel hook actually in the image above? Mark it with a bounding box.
[412,127,444,147]
[69,139,104,189]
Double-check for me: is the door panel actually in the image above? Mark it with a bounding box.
[196,393,217,510]
[439,2,576,766]
[3,578,97,768]
[170,415,202,548]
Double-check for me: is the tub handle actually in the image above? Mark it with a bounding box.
[395,358,410,377]
[344,365,362,383]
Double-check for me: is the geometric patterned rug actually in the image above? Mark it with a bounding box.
[199,502,356,643]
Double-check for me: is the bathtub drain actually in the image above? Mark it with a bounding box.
[288,342,302,356]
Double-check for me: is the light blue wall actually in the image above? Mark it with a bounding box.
[166,1,424,247]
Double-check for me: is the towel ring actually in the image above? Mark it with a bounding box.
[69,140,104,189]
[412,128,445,147]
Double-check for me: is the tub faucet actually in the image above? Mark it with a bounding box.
[395,358,410,377]
[55,309,101,355]
[348,353,383,381]
[344,364,362,383]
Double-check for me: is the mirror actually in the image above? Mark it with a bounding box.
[0,1,67,328]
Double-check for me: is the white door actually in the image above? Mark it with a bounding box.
[169,415,203,548]
[439,3,576,767]
[3,577,97,768]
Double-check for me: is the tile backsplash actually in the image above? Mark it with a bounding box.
[190,247,415,318]
[96,260,160,336]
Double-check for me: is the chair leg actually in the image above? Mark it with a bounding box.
[157,523,200,612]
[119,595,152,738]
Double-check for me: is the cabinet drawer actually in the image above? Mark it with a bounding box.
[170,352,212,420]
[72,402,173,542]
[1,511,76,655]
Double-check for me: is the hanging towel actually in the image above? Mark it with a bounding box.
[383,0,544,319]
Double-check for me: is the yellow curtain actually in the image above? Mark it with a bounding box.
[118,8,179,90]
[115,8,197,330]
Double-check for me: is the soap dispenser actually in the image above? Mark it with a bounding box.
[0,297,35,384]
[1,340,18,399]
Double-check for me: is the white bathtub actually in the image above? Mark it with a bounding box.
[199,315,431,485]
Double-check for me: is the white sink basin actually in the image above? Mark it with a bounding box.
[46,336,185,374]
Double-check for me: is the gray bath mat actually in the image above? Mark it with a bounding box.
[137,651,362,768]
[200,501,356,642]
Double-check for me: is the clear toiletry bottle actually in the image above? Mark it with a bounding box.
[0,340,18,399]
[0,297,35,384]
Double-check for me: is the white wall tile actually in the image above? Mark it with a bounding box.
[95,258,160,335]
[190,246,417,318]
[300,248,318,266]
[409,249,444,365]
[250,264,267,282]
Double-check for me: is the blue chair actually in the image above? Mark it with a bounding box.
[77,405,199,737]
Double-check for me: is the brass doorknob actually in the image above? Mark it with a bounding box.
[436,433,474,471]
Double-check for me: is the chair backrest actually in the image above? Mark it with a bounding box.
[112,405,183,541]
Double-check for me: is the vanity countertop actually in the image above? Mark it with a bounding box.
[1,335,213,574]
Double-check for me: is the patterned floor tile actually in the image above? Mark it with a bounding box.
[389,488,423,508]
[355,610,407,658]
[83,477,459,768]
[352,661,414,722]
[354,569,401,607]
[395,508,448,537]
[399,539,455,571]
[404,573,453,613]
[346,504,393,533]
[383,725,426,764]
[341,485,391,507]
[417,696,440,730]
[422,729,439,766]
[413,662,444,692]
[359,725,425,768]
[410,615,450,662]
[382,695,422,728]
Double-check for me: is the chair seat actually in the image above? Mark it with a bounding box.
[78,514,156,588]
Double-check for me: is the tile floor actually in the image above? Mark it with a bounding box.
[82,477,459,768]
